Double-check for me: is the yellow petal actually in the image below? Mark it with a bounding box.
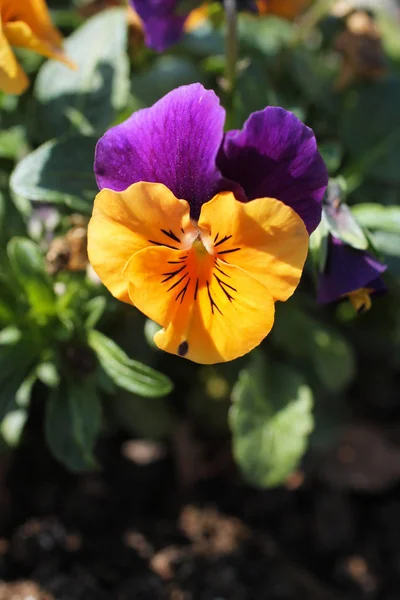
[184,6,209,32]
[4,21,75,68]
[87,182,193,304]
[0,22,29,94]
[198,192,309,302]
[347,288,373,313]
[1,0,62,47]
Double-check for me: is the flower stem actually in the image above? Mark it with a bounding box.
[224,0,237,95]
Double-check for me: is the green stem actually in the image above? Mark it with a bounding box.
[224,0,237,94]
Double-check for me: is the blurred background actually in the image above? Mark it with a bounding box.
[1,0,400,598]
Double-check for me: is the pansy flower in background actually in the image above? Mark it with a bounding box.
[88,83,327,364]
[317,236,387,313]
[0,0,75,94]
[128,0,308,52]
[316,183,387,312]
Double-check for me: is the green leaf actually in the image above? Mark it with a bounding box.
[34,8,129,140]
[0,409,28,447]
[88,330,173,398]
[310,325,356,393]
[238,15,292,56]
[36,362,60,388]
[85,296,106,330]
[341,79,400,184]
[272,306,356,393]
[309,217,329,273]
[230,354,314,488]
[322,192,369,251]
[10,136,97,211]
[0,127,26,160]
[7,237,55,315]
[352,204,400,234]
[0,326,22,345]
[0,341,37,421]
[45,378,101,471]
[130,56,204,111]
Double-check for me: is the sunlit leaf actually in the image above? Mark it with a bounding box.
[230,354,314,487]
[34,8,130,140]
[10,136,97,212]
[88,330,173,398]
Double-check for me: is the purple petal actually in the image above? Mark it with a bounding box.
[217,107,328,233]
[129,0,186,51]
[95,83,233,219]
[317,236,387,304]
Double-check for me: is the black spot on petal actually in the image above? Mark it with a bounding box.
[178,341,189,357]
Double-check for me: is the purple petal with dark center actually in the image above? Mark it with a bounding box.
[317,236,387,304]
[129,0,186,52]
[218,107,328,233]
[95,83,236,219]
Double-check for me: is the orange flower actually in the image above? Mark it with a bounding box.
[257,0,311,20]
[0,0,75,94]
[88,182,308,364]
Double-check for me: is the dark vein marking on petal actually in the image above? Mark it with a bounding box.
[214,234,232,248]
[214,261,231,278]
[194,278,199,300]
[167,272,188,292]
[161,265,186,283]
[218,247,240,255]
[214,274,236,302]
[207,281,222,315]
[161,229,181,244]
[214,232,219,243]
[181,228,185,234]
[178,341,189,356]
[148,239,179,251]
[176,278,190,303]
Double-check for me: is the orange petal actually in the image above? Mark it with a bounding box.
[87,182,193,304]
[0,22,29,94]
[198,192,309,302]
[4,21,75,68]
[184,6,209,32]
[1,0,62,47]
[257,0,311,19]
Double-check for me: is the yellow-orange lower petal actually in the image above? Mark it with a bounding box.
[126,243,275,364]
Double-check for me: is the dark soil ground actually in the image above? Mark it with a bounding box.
[1,396,400,600]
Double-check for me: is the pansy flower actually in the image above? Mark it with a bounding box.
[129,0,261,52]
[317,236,387,312]
[0,0,75,95]
[88,83,327,363]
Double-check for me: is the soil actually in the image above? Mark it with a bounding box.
[1,397,400,599]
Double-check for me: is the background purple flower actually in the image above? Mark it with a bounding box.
[129,0,188,52]
[317,236,387,304]
[95,83,328,232]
